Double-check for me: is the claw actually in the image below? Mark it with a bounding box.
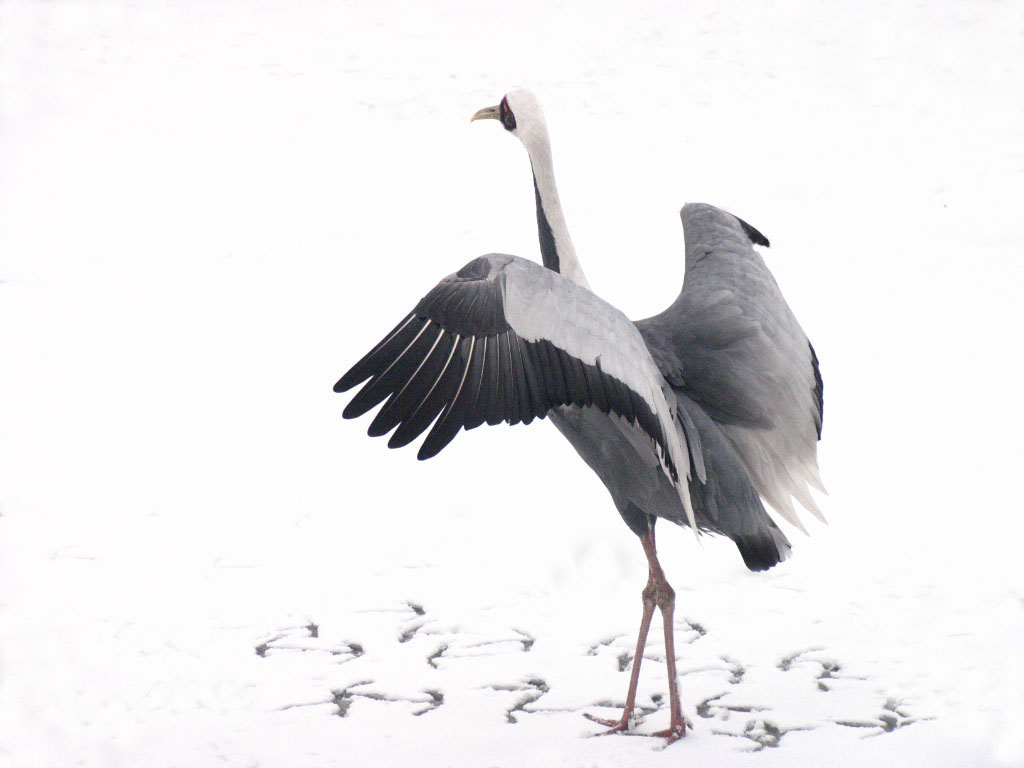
[652,718,688,744]
[584,711,641,734]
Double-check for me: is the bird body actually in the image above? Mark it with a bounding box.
[335,89,824,743]
[542,205,809,566]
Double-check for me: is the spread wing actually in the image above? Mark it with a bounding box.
[637,203,824,532]
[335,253,697,527]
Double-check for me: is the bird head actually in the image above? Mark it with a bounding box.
[471,89,550,155]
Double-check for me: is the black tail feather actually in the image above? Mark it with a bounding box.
[734,523,792,571]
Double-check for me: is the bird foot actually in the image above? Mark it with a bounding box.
[584,712,690,744]
[583,711,641,734]
[652,718,688,744]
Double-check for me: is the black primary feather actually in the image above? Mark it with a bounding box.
[735,215,770,247]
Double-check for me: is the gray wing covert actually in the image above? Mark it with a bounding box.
[637,203,824,531]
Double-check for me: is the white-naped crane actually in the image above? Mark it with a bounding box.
[334,89,824,743]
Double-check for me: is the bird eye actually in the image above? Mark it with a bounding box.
[500,97,517,131]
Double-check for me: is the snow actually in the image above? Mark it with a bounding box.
[1,1,1023,766]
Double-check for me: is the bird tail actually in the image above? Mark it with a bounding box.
[734,520,792,572]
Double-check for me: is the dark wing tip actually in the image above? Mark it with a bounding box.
[335,256,512,458]
[335,360,375,393]
[736,216,770,248]
[809,341,824,439]
[334,312,421,396]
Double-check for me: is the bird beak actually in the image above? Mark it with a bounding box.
[471,105,500,122]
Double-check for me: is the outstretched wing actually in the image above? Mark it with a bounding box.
[335,253,696,527]
[637,203,824,533]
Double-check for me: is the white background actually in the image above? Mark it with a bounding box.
[1,1,1022,766]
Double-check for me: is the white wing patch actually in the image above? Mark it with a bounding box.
[501,259,697,531]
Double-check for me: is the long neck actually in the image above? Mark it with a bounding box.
[526,134,591,290]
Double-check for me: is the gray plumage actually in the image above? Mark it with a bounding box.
[638,204,824,534]
[541,204,818,568]
[335,202,821,567]
[337,253,696,524]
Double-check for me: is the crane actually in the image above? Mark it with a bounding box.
[335,89,824,743]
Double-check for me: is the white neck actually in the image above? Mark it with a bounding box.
[522,128,591,291]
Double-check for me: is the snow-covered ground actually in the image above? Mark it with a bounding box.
[2,1,1022,766]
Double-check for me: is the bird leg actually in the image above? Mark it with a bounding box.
[585,569,657,733]
[587,521,688,743]
[646,534,687,742]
